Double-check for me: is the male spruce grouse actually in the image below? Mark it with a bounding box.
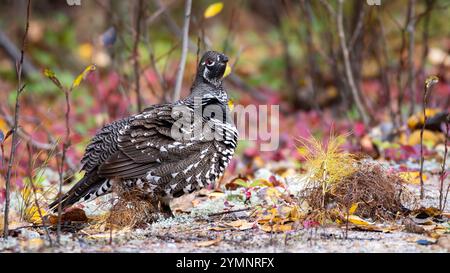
[49,51,237,217]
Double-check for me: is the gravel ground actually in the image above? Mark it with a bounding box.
[1,170,449,253]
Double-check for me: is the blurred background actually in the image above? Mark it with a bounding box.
[0,0,449,195]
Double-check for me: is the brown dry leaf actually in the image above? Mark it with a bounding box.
[208,191,225,199]
[226,219,247,228]
[195,235,223,247]
[410,207,442,225]
[48,208,88,225]
[225,219,255,230]
[258,223,293,233]
[353,224,399,233]
[208,226,232,231]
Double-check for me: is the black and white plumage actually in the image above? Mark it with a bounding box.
[49,51,237,217]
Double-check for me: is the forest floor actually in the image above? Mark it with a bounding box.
[1,165,449,253]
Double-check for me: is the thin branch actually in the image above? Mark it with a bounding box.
[154,0,268,102]
[3,0,31,239]
[440,115,449,211]
[173,0,192,102]
[132,0,144,112]
[406,0,417,117]
[420,77,439,200]
[0,28,37,77]
[55,83,71,244]
[0,107,78,172]
[208,208,251,217]
[336,0,371,125]
[348,4,366,52]
[26,143,52,246]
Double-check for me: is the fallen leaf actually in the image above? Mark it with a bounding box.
[195,235,223,247]
[407,129,445,146]
[399,171,427,185]
[48,208,88,225]
[208,191,225,199]
[349,203,359,215]
[347,215,374,226]
[225,219,254,230]
[208,226,231,231]
[258,223,293,233]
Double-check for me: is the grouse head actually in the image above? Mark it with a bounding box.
[197,51,229,87]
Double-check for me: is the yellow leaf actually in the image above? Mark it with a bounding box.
[347,215,373,226]
[228,99,234,111]
[204,2,223,18]
[258,223,293,233]
[407,108,440,129]
[223,63,232,78]
[349,203,358,215]
[399,171,427,185]
[72,64,97,89]
[78,43,94,61]
[408,129,445,146]
[44,68,63,89]
[25,205,47,224]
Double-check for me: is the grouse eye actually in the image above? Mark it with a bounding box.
[206,58,215,66]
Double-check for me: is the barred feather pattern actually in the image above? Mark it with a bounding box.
[50,96,237,211]
[50,51,237,212]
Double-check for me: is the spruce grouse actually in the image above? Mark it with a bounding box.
[49,51,238,217]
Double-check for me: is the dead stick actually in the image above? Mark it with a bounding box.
[336,0,371,126]
[173,0,192,101]
[26,143,52,245]
[3,0,31,239]
[208,208,251,217]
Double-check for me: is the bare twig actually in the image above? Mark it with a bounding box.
[173,0,192,102]
[0,29,37,77]
[132,0,144,112]
[420,76,439,200]
[3,0,31,239]
[0,107,78,172]
[208,208,251,217]
[336,0,371,125]
[348,4,366,52]
[154,0,268,102]
[375,12,396,126]
[406,0,417,117]
[56,83,72,244]
[26,143,52,245]
[440,115,449,211]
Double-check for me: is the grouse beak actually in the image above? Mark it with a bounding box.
[220,54,229,64]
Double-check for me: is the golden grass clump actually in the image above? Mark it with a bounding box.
[298,133,356,207]
[298,133,416,223]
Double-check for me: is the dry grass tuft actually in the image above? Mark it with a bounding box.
[298,133,417,223]
[107,184,158,228]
